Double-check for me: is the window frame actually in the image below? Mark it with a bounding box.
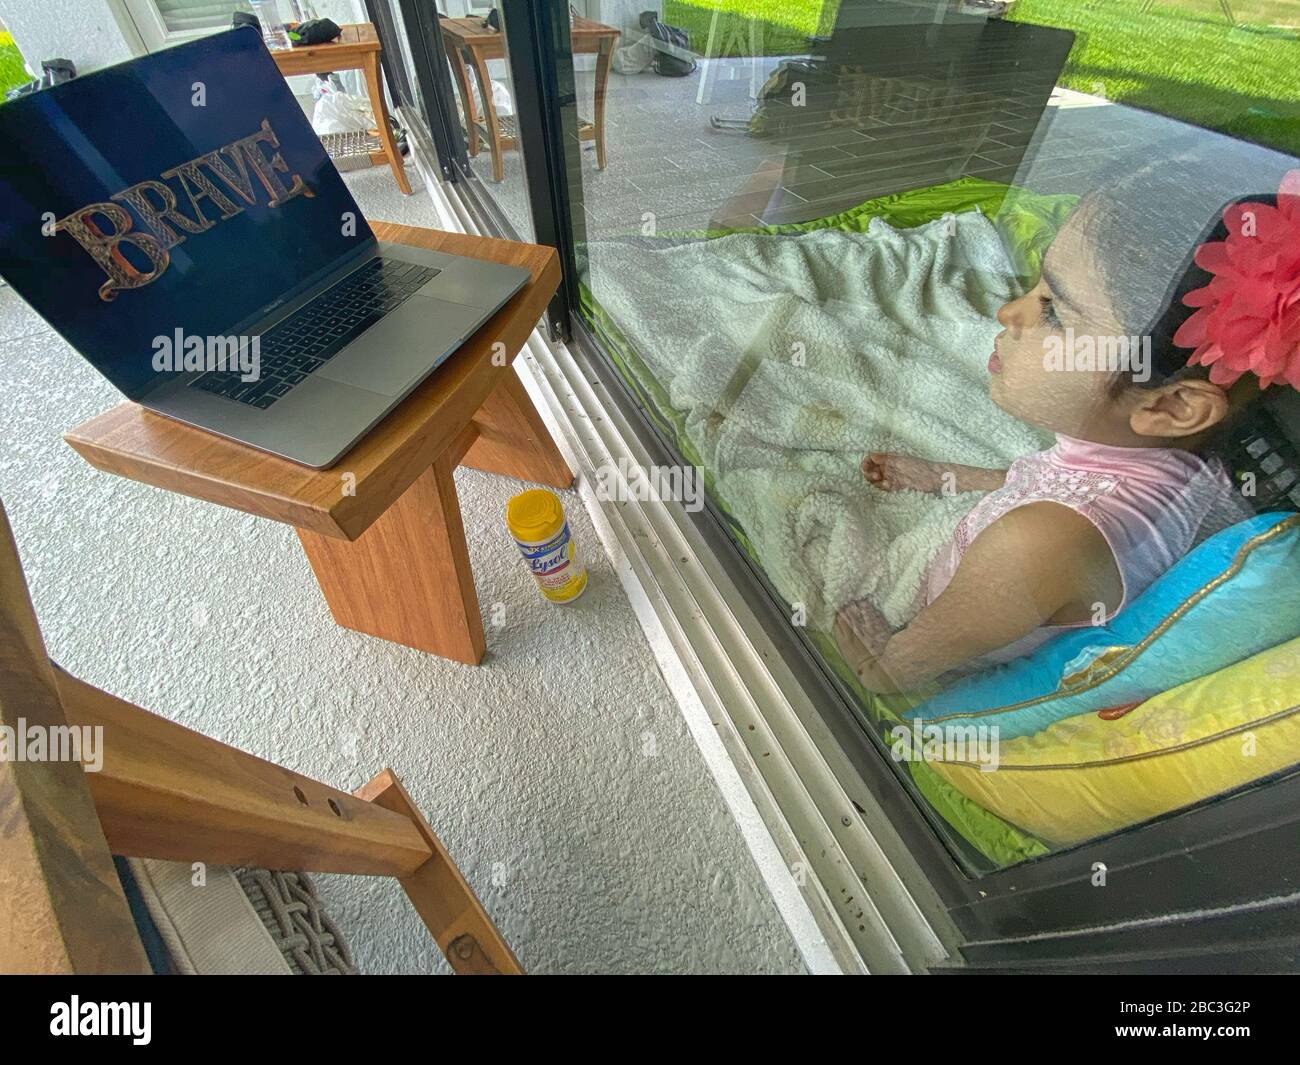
[120,0,247,53]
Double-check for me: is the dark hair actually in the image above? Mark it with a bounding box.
[1072,157,1280,393]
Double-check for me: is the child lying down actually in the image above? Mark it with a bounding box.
[834,163,1299,693]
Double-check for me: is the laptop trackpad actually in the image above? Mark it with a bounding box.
[316,295,485,396]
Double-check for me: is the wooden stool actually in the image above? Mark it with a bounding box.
[65,224,572,666]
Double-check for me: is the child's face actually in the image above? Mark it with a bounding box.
[987,210,1135,439]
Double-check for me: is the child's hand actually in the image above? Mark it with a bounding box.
[861,452,950,493]
[862,453,1009,494]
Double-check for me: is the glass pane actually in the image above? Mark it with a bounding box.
[567,0,1300,871]
[439,7,535,240]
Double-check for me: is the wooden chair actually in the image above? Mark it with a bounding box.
[0,500,521,975]
[441,15,620,182]
[269,23,412,195]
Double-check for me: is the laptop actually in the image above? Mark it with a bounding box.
[0,27,529,468]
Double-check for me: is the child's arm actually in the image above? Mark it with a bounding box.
[835,502,1122,693]
[862,452,1007,494]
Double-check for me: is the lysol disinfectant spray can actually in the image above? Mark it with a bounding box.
[506,489,587,603]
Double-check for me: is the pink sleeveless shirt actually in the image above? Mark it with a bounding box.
[923,435,1244,665]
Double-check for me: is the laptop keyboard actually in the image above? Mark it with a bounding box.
[190,257,440,409]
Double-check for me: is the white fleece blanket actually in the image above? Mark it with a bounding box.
[587,212,1053,629]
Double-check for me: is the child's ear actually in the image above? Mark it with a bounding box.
[1129,379,1230,440]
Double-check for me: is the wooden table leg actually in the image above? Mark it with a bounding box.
[362,51,413,195]
[296,454,485,664]
[594,37,614,171]
[465,44,506,183]
[448,44,480,157]
[461,370,574,489]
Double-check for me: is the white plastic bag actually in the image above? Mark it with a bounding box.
[488,78,514,118]
[311,91,374,135]
[612,32,656,75]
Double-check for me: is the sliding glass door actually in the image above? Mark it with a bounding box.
[385,0,1300,965]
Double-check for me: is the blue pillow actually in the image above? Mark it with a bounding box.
[904,511,1300,740]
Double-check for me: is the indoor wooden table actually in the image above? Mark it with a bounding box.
[270,22,412,195]
[441,15,620,182]
[65,224,571,666]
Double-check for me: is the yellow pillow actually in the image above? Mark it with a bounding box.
[926,636,1300,846]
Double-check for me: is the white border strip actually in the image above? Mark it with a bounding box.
[558,393,840,973]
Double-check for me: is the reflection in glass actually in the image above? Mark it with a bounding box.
[439,8,536,239]
[566,0,1300,869]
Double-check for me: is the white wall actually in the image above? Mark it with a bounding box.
[0,0,373,105]
[0,0,142,74]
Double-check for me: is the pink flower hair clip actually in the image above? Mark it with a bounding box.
[1172,169,1300,390]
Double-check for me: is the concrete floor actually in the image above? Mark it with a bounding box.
[0,159,805,975]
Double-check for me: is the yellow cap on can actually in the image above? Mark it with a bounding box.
[506,488,565,544]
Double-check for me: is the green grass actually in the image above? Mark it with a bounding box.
[663,0,840,56]
[0,32,31,98]
[1006,0,1300,156]
[663,1,1299,154]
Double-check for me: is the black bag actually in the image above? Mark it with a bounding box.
[290,18,342,46]
[638,12,695,77]
[4,57,76,101]
[746,58,828,137]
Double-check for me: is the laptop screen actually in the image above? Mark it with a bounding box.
[0,28,375,399]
